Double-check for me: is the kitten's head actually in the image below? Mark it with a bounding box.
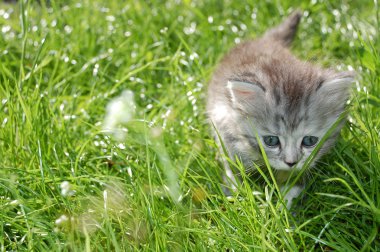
[227,59,354,171]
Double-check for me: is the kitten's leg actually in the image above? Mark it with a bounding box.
[214,133,241,195]
[281,184,304,209]
[222,162,239,196]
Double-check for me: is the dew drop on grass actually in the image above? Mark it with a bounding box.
[183,22,197,35]
[332,9,340,17]
[107,24,115,32]
[63,55,69,63]
[93,63,99,76]
[189,52,198,61]
[240,23,247,31]
[10,199,19,206]
[363,86,368,94]
[285,228,294,233]
[1,25,11,33]
[100,7,109,13]
[356,83,361,92]
[117,143,126,150]
[127,167,132,178]
[2,118,8,127]
[3,12,10,19]
[64,25,73,34]
[146,104,153,110]
[180,59,189,66]
[106,15,115,22]
[231,25,238,33]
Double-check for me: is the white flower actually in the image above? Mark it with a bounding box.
[60,181,75,196]
[55,214,69,225]
[103,90,136,141]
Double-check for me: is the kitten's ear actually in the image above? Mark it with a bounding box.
[317,71,355,102]
[227,80,265,107]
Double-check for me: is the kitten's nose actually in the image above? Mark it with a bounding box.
[285,161,297,167]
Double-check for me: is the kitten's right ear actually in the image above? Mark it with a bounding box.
[317,71,355,102]
[227,80,265,107]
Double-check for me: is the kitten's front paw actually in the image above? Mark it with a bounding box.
[281,185,304,209]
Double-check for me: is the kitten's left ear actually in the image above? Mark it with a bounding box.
[227,80,265,107]
[317,71,355,101]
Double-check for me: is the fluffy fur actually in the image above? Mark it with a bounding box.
[206,11,354,208]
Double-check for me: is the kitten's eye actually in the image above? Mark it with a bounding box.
[263,136,280,147]
[302,136,318,147]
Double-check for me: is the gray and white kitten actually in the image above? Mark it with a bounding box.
[207,11,354,208]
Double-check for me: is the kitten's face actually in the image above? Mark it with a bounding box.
[250,116,328,171]
[227,62,353,172]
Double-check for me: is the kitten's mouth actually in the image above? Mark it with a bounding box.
[273,166,295,171]
[268,160,302,172]
[271,164,301,172]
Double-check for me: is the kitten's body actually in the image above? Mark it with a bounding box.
[207,11,353,208]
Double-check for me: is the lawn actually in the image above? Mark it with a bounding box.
[0,0,379,251]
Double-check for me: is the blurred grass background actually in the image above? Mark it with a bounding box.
[0,0,379,250]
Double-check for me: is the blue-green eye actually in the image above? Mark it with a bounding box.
[302,136,318,147]
[263,136,280,147]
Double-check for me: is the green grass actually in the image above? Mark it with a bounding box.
[1,0,379,251]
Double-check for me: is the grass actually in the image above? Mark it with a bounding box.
[0,0,379,250]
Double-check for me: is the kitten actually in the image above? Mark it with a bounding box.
[206,11,354,208]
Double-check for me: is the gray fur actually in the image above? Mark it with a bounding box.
[206,11,354,207]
